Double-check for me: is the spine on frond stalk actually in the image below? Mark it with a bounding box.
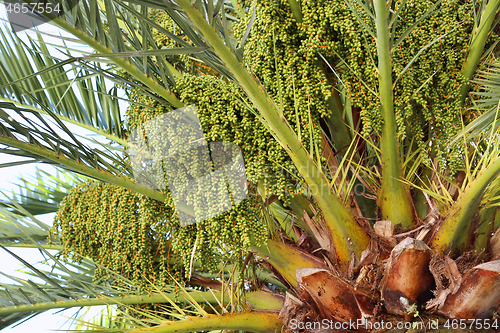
[430,157,500,255]
[128,311,283,333]
[250,239,328,288]
[374,0,414,228]
[0,290,281,316]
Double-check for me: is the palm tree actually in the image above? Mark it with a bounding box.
[2,0,500,332]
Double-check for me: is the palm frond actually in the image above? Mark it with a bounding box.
[0,167,86,216]
[0,244,277,331]
[0,102,171,204]
[52,0,239,96]
[0,229,230,331]
[0,246,213,330]
[452,60,500,143]
[0,201,282,329]
[0,27,127,143]
[0,204,53,249]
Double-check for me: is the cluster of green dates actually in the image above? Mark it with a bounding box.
[242,0,488,172]
[302,0,494,172]
[52,178,266,289]
[51,180,180,290]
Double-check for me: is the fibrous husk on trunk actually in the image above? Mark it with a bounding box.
[351,222,395,279]
[373,220,397,247]
[426,251,484,312]
[436,260,500,319]
[491,227,500,260]
[426,255,462,312]
[279,292,318,332]
[296,268,376,325]
[381,237,434,318]
[302,207,337,266]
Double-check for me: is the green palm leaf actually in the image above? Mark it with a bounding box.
[0,102,171,204]
[0,27,127,143]
[0,167,86,216]
[0,244,211,330]
[0,208,52,248]
[451,60,500,143]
